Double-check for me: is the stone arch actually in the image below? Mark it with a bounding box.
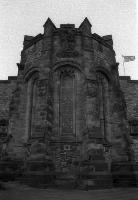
[53,63,85,138]
[96,66,113,84]
[24,67,39,82]
[53,61,85,76]
[59,69,75,135]
[25,71,39,139]
[96,71,111,141]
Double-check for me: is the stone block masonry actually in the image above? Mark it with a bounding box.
[0,18,137,188]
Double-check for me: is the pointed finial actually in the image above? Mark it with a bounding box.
[43,18,56,35]
[43,17,56,28]
[79,17,92,35]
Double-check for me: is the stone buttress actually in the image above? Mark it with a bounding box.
[0,18,135,188]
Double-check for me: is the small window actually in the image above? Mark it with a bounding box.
[129,120,138,136]
[0,119,8,136]
[64,144,71,151]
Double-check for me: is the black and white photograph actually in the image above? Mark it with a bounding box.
[0,0,137,199]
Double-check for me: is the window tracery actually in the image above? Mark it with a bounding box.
[60,70,75,135]
[26,72,39,139]
[97,72,110,139]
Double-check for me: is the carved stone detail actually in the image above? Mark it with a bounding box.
[56,29,79,58]
[86,80,98,97]
[60,29,75,51]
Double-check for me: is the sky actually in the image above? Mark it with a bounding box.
[0,0,137,80]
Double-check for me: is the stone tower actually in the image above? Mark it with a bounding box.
[0,18,135,188]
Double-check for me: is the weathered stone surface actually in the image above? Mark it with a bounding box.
[0,18,137,188]
[120,76,138,164]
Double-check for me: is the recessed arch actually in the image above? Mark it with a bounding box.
[53,62,85,138]
[96,66,113,84]
[96,70,111,141]
[25,70,39,139]
[60,72,75,135]
[53,61,85,76]
[24,67,39,82]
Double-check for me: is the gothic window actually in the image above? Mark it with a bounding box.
[26,72,39,139]
[30,79,39,137]
[97,72,110,138]
[60,71,75,135]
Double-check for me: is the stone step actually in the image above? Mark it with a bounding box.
[16,173,55,188]
[55,178,77,189]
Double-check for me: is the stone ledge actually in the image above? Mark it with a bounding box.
[0,76,17,83]
[119,76,138,82]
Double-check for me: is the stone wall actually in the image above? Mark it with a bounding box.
[0,77,17,140]
[120,76,138,163]
[119,76,138,121]
[0,76,17,165]
[0,18,137,188]
[0,77,17,120]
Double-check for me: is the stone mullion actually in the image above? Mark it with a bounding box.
[25,79,33,139]
[30,79,38,138]
[98,73,111,142]
[75,74,83,141]
[89,81,99,127]
[104,80,111,142]
[101,78,107,140]
[84,79,99,138]
[58,72,61,137]
[25,73,39,140]
[59,75,62,136]
[53,71,60,137]
[73,72,76,138]
[45,79,53,140]
[98,75,106,138]
[60,72,74,136]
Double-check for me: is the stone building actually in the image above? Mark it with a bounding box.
[0,18,138,188]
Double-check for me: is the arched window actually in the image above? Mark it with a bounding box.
[26,72,39,139]
[30,78,39,137]
[97,72,110,140]
[59,70,75,135]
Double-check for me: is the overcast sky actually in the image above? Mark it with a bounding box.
[0,0,137,79]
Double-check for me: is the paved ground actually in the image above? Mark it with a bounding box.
[0,182,138,200]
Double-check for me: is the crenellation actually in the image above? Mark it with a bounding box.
[0,18,137,188]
